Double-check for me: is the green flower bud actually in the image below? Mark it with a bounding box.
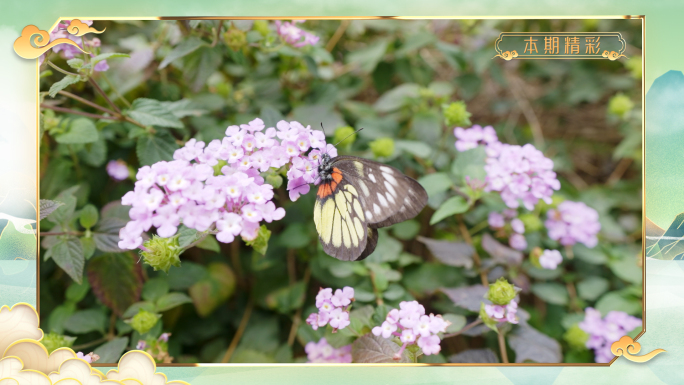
[265,173,283,189]
[529,247,543,269]
[486,277,517,305]
[442,101,472,127]
[608,93,634,119]
[213,159,228,176]
[253,20,271,37]
[140,235,182,273]
[519,213,542,233]
[369,137,395,158]
[128,309,160,335]
[333,126,357,149]
[223,27,247,52]
[625,56,642,79]
[244,225,271,255]
[418,87,435,100]
[41,332,76,354]
[564,324,589,350]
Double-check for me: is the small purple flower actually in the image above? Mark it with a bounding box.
[305,338,352,363]
[106,160,129,181]
[275,20,320,48]
[539,249,563,269]
[579,307,641,363]
[372,300,448,356]
[488,212,505,228]
[158,332,171,342]
[136,340,147,350]
[545,201,601,248]
[509,233,527,251]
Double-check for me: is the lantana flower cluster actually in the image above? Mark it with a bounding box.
[488,209,527,251]
[41,20,109,71]
[545,200,601,248]
[539,249,563,270]
[118,118,331,250]
[306,287,354,332]
[579,307,642,363]
[372,301,449,357]
[305,338,352,363]
[454,125,560,211]
[275,20,320,47]
[480,278,520,328]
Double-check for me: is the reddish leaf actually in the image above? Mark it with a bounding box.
[87,253,143,316]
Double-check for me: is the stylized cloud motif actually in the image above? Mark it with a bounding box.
[0,303,43,355]
[65,20,105,37]
[49,358,123,385]
[611,335,666,363]
[13,25,87,60]
[3,340,75,374]
[0,213,36,235]
[0,356,50,385]
[106,352,188,385]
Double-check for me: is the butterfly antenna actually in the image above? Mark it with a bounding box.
[333,127,364,148]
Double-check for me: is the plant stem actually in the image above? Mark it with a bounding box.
[47,60,79,77]
[442,318,483,339]
[221,297,254,363]
[287,267,311,346]
[369,270,384,306]
[325,20,350,52]
[458,217,488,286]
[88,77,121,114]
[40,231,84,236]
[498,331,509,363]
[183,233,208,250]
[287,249,296,285]
[58,90,118,115]
[230,241,245,288]
[41,104,118,121]
[73,336,108,351]
[210,20,224,48]
[100,73,132,108]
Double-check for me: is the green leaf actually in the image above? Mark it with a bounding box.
[78,135,107,167]
[66,58,84,69]
[79,204,99,229]
[136,131,179,166]
[39,199,64,220]
[346,39,389,74]
[245,225,271,255]
[177,226,200,248]
[47,303,75,334]
[93,337,129,363]
[87,253,144,316]
[128,98,184,129]
[50,237,85,283]
[373,83,420,112]
[278,223,311,249]
[155,292,193,312]
[167,262,207,290]
[352,334,413,363]
[395,140,432,158]
[449,349,499,363]
[64,309,107,334]
[196,235,220,252]
[390,220,420,240]
[443,314,467,333]
[418,236,473,268]
[418,172,453,198]
[159,37,205,69]
[609,255,642,284]
[55,118,98,144]
[189,262,236,317]
[142,277,170,302]
[441,285,488,312]
[265,282,306,314]
[531,283,569,306]
[430,196,468,225]
[595,291,642,316]
[183,46,223,92]
[92,217,127,253]
[65,280,90,303]
[90,52,130,66]
[452,147,487,182]
[574,244,608,265]
[122,301,157,319]
[577,276,609,301]
[48,75,80,98]
[508,324,562,363]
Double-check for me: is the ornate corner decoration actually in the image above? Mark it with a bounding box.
[610,336,666,363]
[13,19,104,59]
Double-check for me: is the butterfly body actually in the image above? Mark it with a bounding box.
[313,154,428,261]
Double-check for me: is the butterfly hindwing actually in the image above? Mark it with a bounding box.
[332,156,429,229]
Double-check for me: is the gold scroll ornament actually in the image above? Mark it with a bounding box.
[13,19,105,59]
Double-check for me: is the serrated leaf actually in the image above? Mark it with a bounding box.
[136,131,179,166]
[418,236,473,268]
[155,292,192,312]
[79,204,99,229]
[508,324,562,363]
[373,83,419,112]
[189,262,236,317]
[352,334,413,363]
[48,75,80,98]
[159,37,205,69]
[481,233,523,266]
[418,172,453,198]
[142,277,169,302]
[196,235,220,252]
[177,226,200,248]
[39,199,64,220]
[55,118,98,144]
[448,348,499,363]
[159,99,206,119]
[51,236,85,283]
[531,283,569,306]
[93,337,129,363]
[64,309,107,334]
[93,217,127,253]
[430,196,469,225]
[441,285,487,312]
[346,39,389,74]
[87,253,144,316]
[128,98,183,128]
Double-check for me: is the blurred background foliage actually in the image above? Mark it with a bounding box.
[38,18,642,364]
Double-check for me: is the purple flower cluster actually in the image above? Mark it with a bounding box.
[107,160,129,181]
[305,338,352,363]
[306,287,354,331]
[41,20,109,71]
[484,299,519,324]
[274,20,320,48]
[579,307,642,363]
[539,249,563,269]
[454,125,498,152]
[118,118,330,250]
[372,301,449,357]
[488,209,527,251]
[545,201,601,248]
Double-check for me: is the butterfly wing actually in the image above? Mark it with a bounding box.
[332,156,428,229]
[313,167,371,262]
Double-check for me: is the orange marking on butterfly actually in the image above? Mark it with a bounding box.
[317,168,344,198]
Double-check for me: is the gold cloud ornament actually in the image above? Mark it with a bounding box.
[13,25,87,60]
[0,304,43,354]
[105,352,188,385]
[610,336,666,363]
[65,19,105,37]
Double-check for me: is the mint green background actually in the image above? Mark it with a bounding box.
[2,0,683,383]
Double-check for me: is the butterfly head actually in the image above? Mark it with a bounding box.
[318,153,334,182]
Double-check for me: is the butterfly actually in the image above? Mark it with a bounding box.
[312,151,428,262]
